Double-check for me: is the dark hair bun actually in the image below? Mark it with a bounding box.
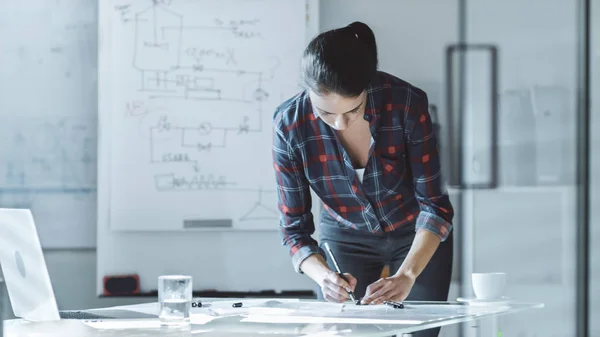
[300,21,379,97]
[347,22,377,61]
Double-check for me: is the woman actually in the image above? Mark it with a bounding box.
[272,21,453,335]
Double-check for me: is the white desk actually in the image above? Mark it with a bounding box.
[3,298,543,336]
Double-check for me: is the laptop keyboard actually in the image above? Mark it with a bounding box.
[59,310,115,320]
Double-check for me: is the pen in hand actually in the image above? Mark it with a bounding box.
[323,242,357,304]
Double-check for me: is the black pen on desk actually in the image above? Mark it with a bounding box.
[384,301,404,309]
[323,242,357,304]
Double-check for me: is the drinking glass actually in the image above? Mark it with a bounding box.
[158,275,192,326]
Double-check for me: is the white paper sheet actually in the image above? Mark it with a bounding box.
[205,298,300,317]
[241,315,423,325]
[83,314,217,330]
[239,302,425,325]
[93,302,159,316]
[91,299,302,318]
[208,298,299,309]
[83,319,160,330]
[239,303,506,326]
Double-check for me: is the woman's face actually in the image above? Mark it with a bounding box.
[309,90,367,131]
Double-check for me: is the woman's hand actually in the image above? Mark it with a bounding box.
[360,273,415,305]
[320,270,358,303]
[360,229,440,305]
[299,254,357,303]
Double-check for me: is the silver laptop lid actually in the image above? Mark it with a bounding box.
[0,208,60,321]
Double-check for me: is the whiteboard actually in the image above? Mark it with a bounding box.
[97,0,320,295]
[0,0,97,248]
[103,0,308,232]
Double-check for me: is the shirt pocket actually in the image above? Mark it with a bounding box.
[378,150,408,192]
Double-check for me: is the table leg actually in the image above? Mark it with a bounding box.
[491,316,499,337]
[477,316,499,337]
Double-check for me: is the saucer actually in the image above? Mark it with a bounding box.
[456,296,511,306]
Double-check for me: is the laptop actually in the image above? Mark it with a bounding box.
[0,208,157,321]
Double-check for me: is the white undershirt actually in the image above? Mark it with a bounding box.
[355,168,365,183]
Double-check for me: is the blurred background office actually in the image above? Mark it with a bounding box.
[0,0,598,336]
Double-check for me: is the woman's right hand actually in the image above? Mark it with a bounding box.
[320,270,357,303]
[299,254,358,302]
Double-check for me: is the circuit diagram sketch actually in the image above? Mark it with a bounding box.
[0,116,96,192]
[129,0,274,148]
[132,1,272,104]
[1,0,98,194]
[111,0,301,227]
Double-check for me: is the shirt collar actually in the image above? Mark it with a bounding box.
[363,72,383,127]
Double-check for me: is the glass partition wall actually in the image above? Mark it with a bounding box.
[319,0,593,335]
[448,0,593,336]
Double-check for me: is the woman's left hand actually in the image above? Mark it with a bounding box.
[360,273,416,305]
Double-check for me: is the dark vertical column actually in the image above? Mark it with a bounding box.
[576,0,591,336]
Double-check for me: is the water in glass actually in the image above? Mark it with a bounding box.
[158,275,192,326]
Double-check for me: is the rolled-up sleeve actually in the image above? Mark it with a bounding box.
[406,90,454,241]
[272,124,322,273]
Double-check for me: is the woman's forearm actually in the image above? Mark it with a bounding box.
[299,254,332,286]
[395,229,441,280]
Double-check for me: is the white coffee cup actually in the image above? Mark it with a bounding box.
[472,272,506,299]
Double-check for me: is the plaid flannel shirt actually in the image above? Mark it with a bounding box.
[272,71,454,273]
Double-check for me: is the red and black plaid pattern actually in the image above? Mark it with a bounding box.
[272,71,454,272]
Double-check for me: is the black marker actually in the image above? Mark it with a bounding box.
[232,302,243,308]
[323,242,357,304]
[384,301,404,309]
